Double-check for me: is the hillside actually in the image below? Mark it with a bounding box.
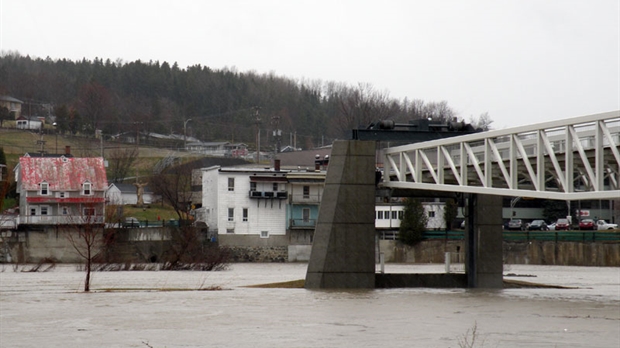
[0,53,467,150]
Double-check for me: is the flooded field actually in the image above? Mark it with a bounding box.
[1,263,618,347]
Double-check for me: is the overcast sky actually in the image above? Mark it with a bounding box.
[1,0,618,129]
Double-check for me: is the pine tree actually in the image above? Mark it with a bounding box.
[399,198,428,246]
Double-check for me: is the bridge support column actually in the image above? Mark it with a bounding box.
[305,140,376,289]
[465,194,503,288]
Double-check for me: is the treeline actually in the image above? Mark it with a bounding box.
[0,51,481,149]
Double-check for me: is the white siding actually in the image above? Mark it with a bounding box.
[201,167,220,230]
[202,167,287,236]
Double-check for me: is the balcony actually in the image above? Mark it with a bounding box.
[289,218,317,229]
[289,193,322,204]
[249,190,288,199]
[17,215,105,225]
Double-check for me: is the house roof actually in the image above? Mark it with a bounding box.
[108,183,154,194]
[0,95,23,103]
[19,157,108,191]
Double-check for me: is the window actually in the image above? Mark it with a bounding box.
[302,208,310,222]
[242,208,248,222]
[228,178,235,191]
[250,182,257,191]
[83,208,95,216]
[303,185,310,199]
[226,228,235,234]
[40,182,49,195]
[272,183,278,191]
[82,182,92,195]
[59,192,66,198]
[228,208,234,222]
[40,206,49,215]
[30,207,36,215]
[428,211,435,218]
[377,211,384,219]
[61,206,69,215]
[398,211,404,220]
[260,231,269,238]
[391,211,397,219]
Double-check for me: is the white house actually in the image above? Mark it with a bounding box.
[201,165,289,238]
[106,183,158,205]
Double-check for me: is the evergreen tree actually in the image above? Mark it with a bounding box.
[443,198,458,231]
[399,198,428,246]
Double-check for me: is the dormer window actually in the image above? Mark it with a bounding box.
[40,182,49,196]
[82,182,92,195]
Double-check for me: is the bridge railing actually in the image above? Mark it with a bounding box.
[382,111,620,200]
[404,230,620,242]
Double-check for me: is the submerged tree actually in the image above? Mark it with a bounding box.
[149,164,194,220]
[66,204,108,292]
[399,198,428,246]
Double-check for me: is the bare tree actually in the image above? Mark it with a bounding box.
[107,147,139,183]
[332,83,396,138]
[66,204,108,292]
[149,164,193,220]
[469,112,494,131]
[161,225,230,271]
[77,82,112,135]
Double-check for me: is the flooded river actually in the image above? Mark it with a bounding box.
[1,263,618,347]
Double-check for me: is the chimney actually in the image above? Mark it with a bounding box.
[65,146,71,155]
[274,159,281,172]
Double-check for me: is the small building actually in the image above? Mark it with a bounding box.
[106,183,159,205]
[16,116,44,130]
[0,95,23,119]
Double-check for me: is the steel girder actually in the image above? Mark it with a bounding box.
[381,111,620,200]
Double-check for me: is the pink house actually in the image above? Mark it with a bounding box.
[16,156,108,225]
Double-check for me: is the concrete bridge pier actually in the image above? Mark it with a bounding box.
[465,193,504,288]
[305,140,377,289]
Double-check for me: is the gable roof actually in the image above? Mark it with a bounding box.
[19,157,108,191]
[108,183,154,194]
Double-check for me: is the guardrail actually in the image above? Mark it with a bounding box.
[379,230,620,242]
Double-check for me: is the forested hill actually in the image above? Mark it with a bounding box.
[0,52,468,150]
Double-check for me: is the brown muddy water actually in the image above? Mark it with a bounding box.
[0,263,618,347]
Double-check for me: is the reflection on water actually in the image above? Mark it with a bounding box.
[1,263,618,348]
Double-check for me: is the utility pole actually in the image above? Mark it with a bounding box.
[253,107,261,163]
[271,114,281,156]
[184,118,192,151]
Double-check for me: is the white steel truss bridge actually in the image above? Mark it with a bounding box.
[381,110,620,201]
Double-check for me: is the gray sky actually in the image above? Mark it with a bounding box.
[1,0,618,129]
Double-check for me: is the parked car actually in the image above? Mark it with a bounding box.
[578,219,596,230]
[507,219,524,230]
[123,217,141,228]
[528,220,548,231]
[596,220,618,230]
[555,218,570,231]
[547,222,556,231]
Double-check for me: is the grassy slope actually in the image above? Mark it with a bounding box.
[0,128,200,177]
[1,128,201,217]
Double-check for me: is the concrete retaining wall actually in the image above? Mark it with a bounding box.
[2,228,619,266]
[379,239,620,267]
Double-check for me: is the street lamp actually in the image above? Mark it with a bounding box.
[183,119,192,151]
[52,122,58,154]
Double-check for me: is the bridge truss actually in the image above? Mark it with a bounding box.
[381,111,620,200]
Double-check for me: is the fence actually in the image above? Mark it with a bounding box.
[378,230,620,242]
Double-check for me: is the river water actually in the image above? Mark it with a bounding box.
[0,263,618,348]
